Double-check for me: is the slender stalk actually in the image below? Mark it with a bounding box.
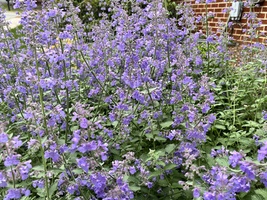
[40,46,61,105]
[33,43,50,200]
[59,39,70,143]
[61,155,92,200]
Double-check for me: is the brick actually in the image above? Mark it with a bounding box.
[216,13,224,17]
[243,8,250,12]
[257,13,266,18]
[254,7,262,13]
[241,19,247,24]
[218,3,226,8]
[198,4,205,8]
[215,8,223,12]
[234,29,243,35]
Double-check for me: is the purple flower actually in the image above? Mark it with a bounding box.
[129,166,136,175]
[258,141,267,161]
[3,188,30,200]
[0,133,8,143]
[109,113,116,122]
[80,118,88,129]
[67,184,79,195]
[202,104,210,113]
[203,191,216,200]
[90,173,107,198]
[77,157,90,173]
[193,188,200,198]
[260,172,267,187]
[78,141,97,153]
[146,182,153,188]
[230,176,250,193]
[263,111,267,120]
[208,114,216,124]
[19,161,32,180]
[206,35,214,43]
[44,150,60,162]
[32,180,45,188]
[27,139,38,149]
[229,151,243,167]
[100,152,108,161]
[214,172,228,187]
[11,136,22,148]
[183,76,192,85]
[4,190,21,199]
[240,162,256,180]
[0,172,7,187]
[4,155,20,167]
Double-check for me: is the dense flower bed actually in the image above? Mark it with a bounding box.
[1,0,267,199]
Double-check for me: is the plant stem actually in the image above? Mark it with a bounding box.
[34,43,51,200]
[59,39,70,143]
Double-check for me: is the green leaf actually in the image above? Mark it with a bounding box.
[125,175,139,184]
[149,170,162,179]
[71,126,79,132]
[214,124,226,130]
[36,188,45,197]
[49,181,58,198]
[251,194,265,200]
[160,121,173,128]
[171,182,182,189]
[110,148,120,155]
[164,163,177,170]
[50,168,64,175]
[154,136,166,142]
[32,166,44,171]
[129,185,141,192]
[145,133,154,140]
[242,121,261,128]
[156,160,166,167]
[158,179,168,187]
[72,168,84,174]
[41,136,48,144]
[215,157,229,167]
[112,121,118,127]
[255,189,267,198]
[165,144,176,154]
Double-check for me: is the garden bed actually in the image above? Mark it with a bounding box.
[0,0,267,200]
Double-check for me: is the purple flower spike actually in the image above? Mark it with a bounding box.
[258,142,267,162]
[0,172,7,188]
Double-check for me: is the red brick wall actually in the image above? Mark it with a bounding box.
[173,0,267,43]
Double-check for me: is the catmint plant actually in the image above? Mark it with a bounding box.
[2,0,267,199]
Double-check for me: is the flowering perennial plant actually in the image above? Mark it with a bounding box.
[0,0,267,199]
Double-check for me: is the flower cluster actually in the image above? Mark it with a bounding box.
[0,132,31,199]
[193,144,267,199]
[3,0,267,199]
